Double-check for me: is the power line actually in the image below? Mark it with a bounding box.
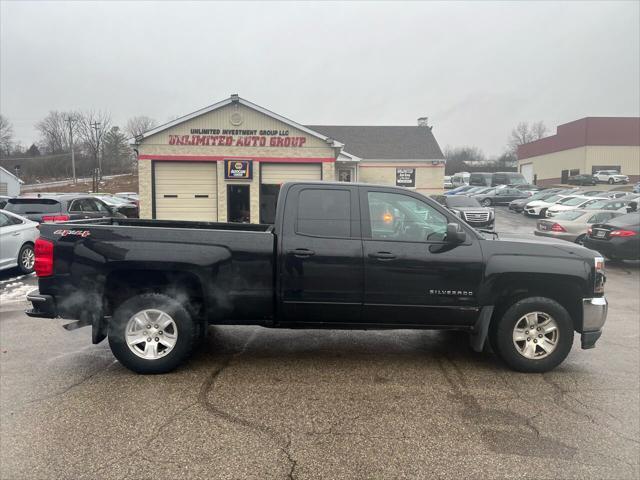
[0,152,72,161]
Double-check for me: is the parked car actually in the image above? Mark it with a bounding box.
[443,176,453,189]
[523,194,569,217]
[433,194,495,230]
[473,187,530,206]
[451,172,470,188]
[593,170,629,185]
[444,185,476,196]
[545,196,607,217]
[509,191,564,213]
[510,184,541,195]
[0,210,39,274]
[27,181,608,374]
[584,212,640,260]
[535,209,623,245]
[115,192,140,203]
[93,194,139,218]
[633,182,640,194]
[469,172,527,187]
[4,195,121,223]
[584,199,638,213]
[567,174,597,186]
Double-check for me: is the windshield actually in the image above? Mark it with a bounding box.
[5,199,61,214]
[542,195,562,203]
[474,187,494,194]
[562,197,590,206]
[506,174,526,185]
[447,196,481,207]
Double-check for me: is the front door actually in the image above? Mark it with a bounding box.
[361,187,483,326]
[279,184,363,323]
[227,185,250,223]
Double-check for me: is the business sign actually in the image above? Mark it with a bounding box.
[169,129,307,148]
[396,168,415,187]
[225,160,253,180]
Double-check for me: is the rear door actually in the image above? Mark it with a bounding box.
[361,187,483,326]
[279,184,363,323]
[0,212,20,268]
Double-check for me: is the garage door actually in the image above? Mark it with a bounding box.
[520,163,534,184]
[260,163,322,184]
[154,162,217,221]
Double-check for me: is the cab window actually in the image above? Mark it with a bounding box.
[296,188,351,238]
[367,191,448,242]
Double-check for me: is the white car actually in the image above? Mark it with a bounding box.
[443,176,453,189]
[545,196,607,217]
[0,210,39,274]
[523,194,569,217]
[594,170,629,185]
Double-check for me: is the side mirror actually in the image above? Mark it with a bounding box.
[446,222,466,243]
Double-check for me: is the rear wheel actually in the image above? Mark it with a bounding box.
[108,293,197,374]
[575,234,586,245]
[490,297,573,373]
[481,198,492,207]
[18,243,35,274]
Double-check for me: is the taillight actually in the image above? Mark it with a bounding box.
[587,227,593,235]
[609,229,636,237]
[551,223,566,232]
[34,238,54,277]
[594,256,605,294]
[41,215,70,223]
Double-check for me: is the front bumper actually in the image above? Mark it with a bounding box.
[580,297,607,349]
[26,289,57,318]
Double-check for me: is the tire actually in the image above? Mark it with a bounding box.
[17,243,35,274]
[482,198,492,207]
[608,178,614,185]
[575,234,586,245]
[539,208,547,218]
[108,293,197,374]
[490,297,574,373]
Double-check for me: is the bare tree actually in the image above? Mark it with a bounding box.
[35,111,73,154]
[75,110,111,164]
[0,114,14,156]
[507,121,548,154]
[125,116,157,139]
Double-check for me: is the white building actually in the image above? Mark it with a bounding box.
[0,166,24,196]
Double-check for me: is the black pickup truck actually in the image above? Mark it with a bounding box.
[27,182,608,374]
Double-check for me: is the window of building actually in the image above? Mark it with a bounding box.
[367,191,448,242]
[296,188,351,237]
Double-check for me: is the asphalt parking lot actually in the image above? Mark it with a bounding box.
[1,208,638,480]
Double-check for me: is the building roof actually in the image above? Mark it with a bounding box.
[307,125,445,160]
[518,117,640,160]
[0,166,24,184]
[133,94,343,149]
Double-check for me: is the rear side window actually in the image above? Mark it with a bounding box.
[5,199,61,214]
[296,189,351,237]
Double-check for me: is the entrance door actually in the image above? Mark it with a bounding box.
[227,185,250,223]
[561,170,569,184]
[280,184,363,323]
[361,187,483,326]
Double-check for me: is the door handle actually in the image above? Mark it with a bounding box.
[368,251,396,260]
[287,248,316,258]
[12,232,21,236]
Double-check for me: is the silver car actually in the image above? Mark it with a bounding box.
[534,209,624,244]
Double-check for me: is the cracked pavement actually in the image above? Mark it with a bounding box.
[1,207,639,479]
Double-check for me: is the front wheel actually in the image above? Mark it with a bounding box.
[490,297,574,373]
[539,208,547,218]
[18,243,35,274]
[108,293,197,374]
[608,178,614,185]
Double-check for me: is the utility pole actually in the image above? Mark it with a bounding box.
[90,121,101,191]
[64,115,76,183]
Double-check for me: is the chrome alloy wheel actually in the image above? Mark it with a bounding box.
[512,311,559,360]
[21,247,35,270]
[126,309,178,360]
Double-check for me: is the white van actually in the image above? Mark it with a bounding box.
[451,172,470,187]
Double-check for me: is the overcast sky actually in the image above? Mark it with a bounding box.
[1,1,639,156]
